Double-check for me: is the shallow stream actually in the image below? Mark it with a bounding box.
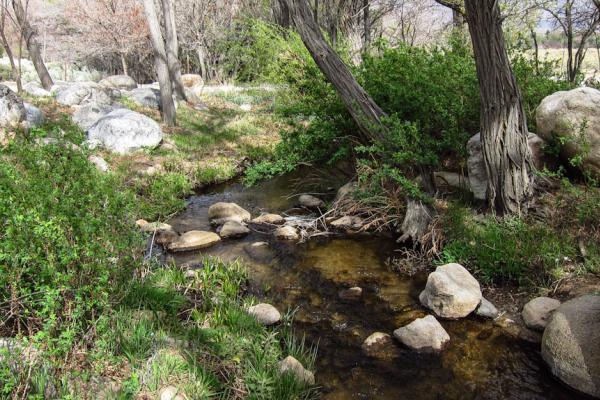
[167,172,583,400]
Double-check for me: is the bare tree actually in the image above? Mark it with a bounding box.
[162,0,187,100]
[11,0,52,90]
[0,0,21,91]
[465,0,534,215]
[542,0,600,82]
[142,0,176,126]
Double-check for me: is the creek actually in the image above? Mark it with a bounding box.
[166,171,582,400]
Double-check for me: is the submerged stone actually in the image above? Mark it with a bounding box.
[394,315,450,353]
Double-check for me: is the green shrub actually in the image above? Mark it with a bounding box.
[440,204,578,284]
[135,172,193,221]
[0,135,141,354]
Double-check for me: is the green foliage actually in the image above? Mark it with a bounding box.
[135,172,193,221]
[440,203,580,284]
[0,134,141,354]
[511,54,575,131]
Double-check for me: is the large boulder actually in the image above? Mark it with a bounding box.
[23,103,44,129]
[55,82,111,107]
[99,75,137,91]
[208,202,251,226]
[522,297,561,331]
[467,132,551,201]
[87,109,163,154]
[393,315,450,353]
[0,84,25,128]
[537,87,600,178]
[127,87,160,110]
[72,103,121,131]
[419,263,482,319]
[541,295,600,398]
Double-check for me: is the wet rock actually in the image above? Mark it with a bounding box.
[542,295,600,398]
[167,231,221,252]
[419,263,482,319]
[361,332,398,360]
[0,84,25,128]
[155,229,179,246]
[252,213,285,225]
[476,297,499,319]
[494,317,542,345]
[244,242,275,262]
[88,155,109,172]
[522,297,561,331]
[334,181,357,205]
[393,315,450,353]
[248,303,281,325]
[87,109,163,154]
[537,87,600,178]
[279,356,315,385]
[99,75,137,91]
[274,225,299,241]
[298,194,325,209]
[338,287,363,301]
[219,221,250,239]
[208,202,251,226]
[330,216,364,231]
[23,103,44,128]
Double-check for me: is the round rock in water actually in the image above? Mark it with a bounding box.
[248,303,281,325]
[219,221,250,239]
[274,225,299,241]
[298,194,325,209]
[167,231,221,252]
[393,315,450,353]
[419,263,482,319]
[252,213,285,225]
[87,109,163,154]
[279,355,315,385]
[522,297,561,331]
[208,202,251,226]
[542,295,600,398]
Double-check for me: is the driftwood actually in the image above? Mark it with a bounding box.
[397,199,437,244]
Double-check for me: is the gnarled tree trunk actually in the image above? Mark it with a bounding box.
[142,0,176,126]
[465,0,533,215]
[279,0,386,143]
[12,0,53,90]
[1,3,21,92]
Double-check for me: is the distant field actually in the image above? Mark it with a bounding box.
[533,48,600,78]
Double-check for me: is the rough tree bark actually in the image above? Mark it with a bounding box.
[281,0,435,243]
[363,0,371,52]
[465,0,534,215]
[142,0,176,126]
[279,0,386,143]
[161,0,187,101]
[11,0,53,90]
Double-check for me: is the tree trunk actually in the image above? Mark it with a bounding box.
[465,0,534,215]
[363,0,370,52]
[12,0,53,90]
[142,0,176,126]
[272,0,290,29]
[161,0,187,101]
[280,0,386,143]
[0,5,21,92]
[530,27,539,74]
[120,53,129,76]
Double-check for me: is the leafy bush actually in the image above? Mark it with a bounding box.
[440,204,578,284]
[0,134,141,354]
[135,172,193,221]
